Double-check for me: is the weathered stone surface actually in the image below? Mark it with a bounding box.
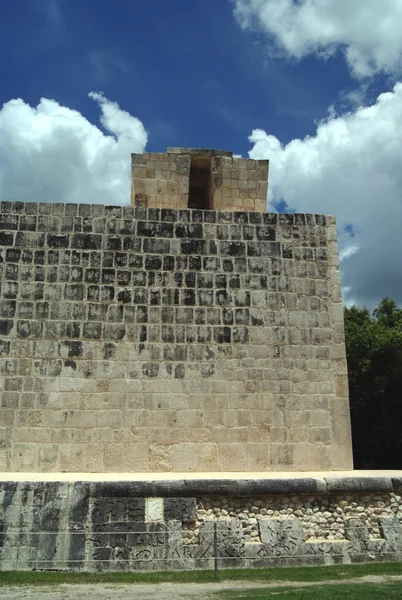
[164,497,196,522]
[33,476,400,500]
[259,518,304,556]
[1,480,402,571]
[378,516,402,548]
[392,478,402,492]
[325,477,393,494]
[0,199,351,473]
[236,478,326,496]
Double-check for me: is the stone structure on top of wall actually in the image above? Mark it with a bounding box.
[0,147,352,473]
[131,147,269,212]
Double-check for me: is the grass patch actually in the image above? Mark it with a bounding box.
[0,569,212,586]
[215,582,402,599]
[0,562,401,587]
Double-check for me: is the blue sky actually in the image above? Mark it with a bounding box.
[0,0,382,152]
[0,0,402,307]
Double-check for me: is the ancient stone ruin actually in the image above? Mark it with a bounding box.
[131,147,268,212]
[0,147,401,571]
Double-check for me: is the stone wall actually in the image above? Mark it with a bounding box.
[0,200,352,472]
[1,476,402,571]
[131,151,191,210]
[210,154,268,213]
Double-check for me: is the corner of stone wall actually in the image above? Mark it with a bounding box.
[326,215,354,470]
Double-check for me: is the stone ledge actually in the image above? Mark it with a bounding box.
[166,147,233,157]
[391,477,402,491]
[1,471,401,496]
[90,478,325,497]
[325,477,393,494]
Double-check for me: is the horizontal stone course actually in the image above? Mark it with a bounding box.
[326,477,394,494]
[1,200,329,223]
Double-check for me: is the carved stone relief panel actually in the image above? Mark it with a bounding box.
[145,497,164,522]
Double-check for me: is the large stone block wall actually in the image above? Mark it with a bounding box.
[210,154,268,213]
[0,200,352,472]
[131,151,191,210]
[1,477,402,571]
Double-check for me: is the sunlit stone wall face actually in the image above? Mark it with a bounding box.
[0,201,352,472]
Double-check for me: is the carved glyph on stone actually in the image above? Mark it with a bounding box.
[379,516,402,548]
[164,497,197,523]
[217,519,245,558]
[259,518,305,556]
[145,497,164,522]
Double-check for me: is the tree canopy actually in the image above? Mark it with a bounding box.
[344,298,402,469]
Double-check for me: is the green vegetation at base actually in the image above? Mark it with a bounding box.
[0,562,401,586]
[216,583,402,600]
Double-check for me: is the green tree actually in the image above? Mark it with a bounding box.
[344,298,402,468]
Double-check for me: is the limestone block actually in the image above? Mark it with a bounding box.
[145,497,164,522]
[219,443,246,471]
[345,516,368,555]
[329,413,354,470]
[378,516,402,549]
[59,444,85,471]
[293,442,332,471]
[37,444,58,471]
[10,443,36,471]
[309,427,331,444]
[312,410,330,427]
[210,426,228,443]
[172,443,198,471]
[245,443,270,470]
[0,451,10,469]
[335,374,349,398]
[85,443,104,471]
[120,443,149,471]
[149,444,172,471]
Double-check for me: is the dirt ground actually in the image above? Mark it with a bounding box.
[2,575,402,599]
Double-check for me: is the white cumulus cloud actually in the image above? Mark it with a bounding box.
[0,92,147,205]
[248,83,402,307]
[234,0,402,78]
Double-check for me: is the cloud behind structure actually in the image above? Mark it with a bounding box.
[0,92,147,205]
[248,83,402,307]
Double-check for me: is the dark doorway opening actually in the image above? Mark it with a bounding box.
[188,156,212,210]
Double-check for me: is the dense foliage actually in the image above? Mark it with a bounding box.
[344,298,402,469]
